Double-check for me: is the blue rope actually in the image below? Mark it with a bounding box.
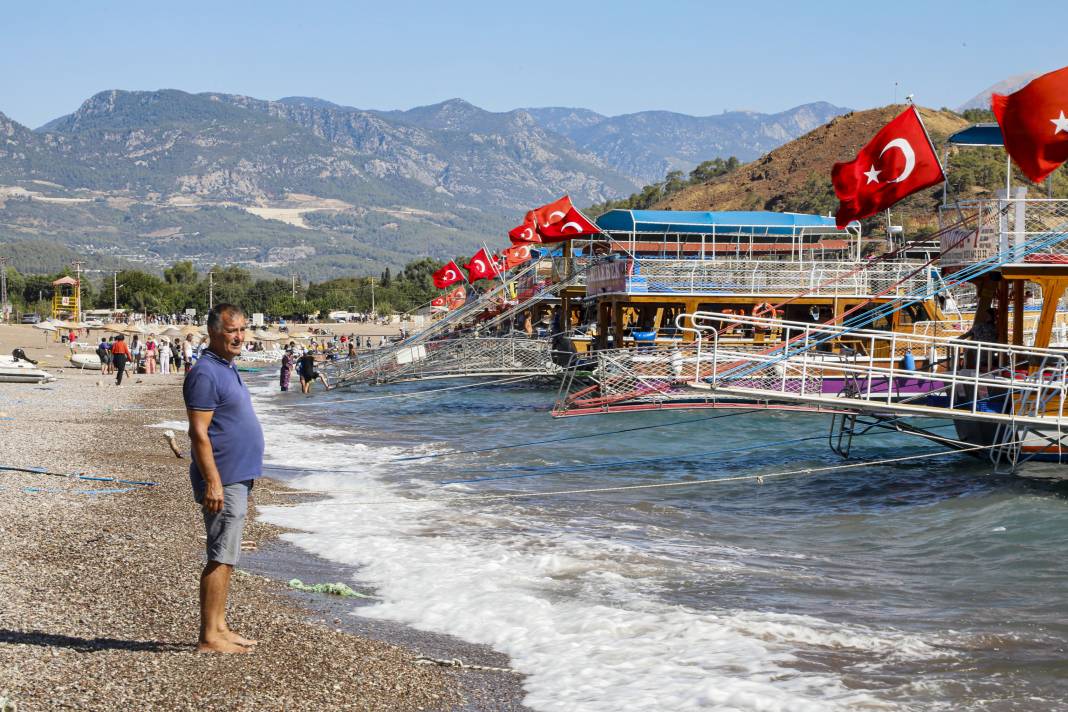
[22,487,138,495]
[0,465,157,488]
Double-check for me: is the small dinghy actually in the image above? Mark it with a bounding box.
[70,353,103,370]
[0,356,55,383]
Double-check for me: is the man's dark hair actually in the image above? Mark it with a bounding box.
[207,303,245,334]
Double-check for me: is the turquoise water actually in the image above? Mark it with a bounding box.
[254,376,1068,711]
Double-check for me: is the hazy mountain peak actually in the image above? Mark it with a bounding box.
[38,88,259,133]
[958,73,1039,112]
[275,96,353,111]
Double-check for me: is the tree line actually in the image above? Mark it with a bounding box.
[1,258,445,320]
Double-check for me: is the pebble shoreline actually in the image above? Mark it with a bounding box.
[0,339,470,710]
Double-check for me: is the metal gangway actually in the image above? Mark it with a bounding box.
[349,336,561,384]
[683,312,1068,470]
[331,259,588,387]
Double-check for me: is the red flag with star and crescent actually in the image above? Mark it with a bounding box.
[465,247,502,282]
[532,196,574,229]
[501,243,533,269]
[445,285,466,310]
[992,65,1068,183]
[430,295,448,312]
[509,212,541,245]
[432,260,464,289]
[831,105,944,229]
[537,206,602,242]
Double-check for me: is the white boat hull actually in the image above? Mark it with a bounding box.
[0,356,55,383]
[70,353,102,370]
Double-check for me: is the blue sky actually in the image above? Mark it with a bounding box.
[1,0,1062,128]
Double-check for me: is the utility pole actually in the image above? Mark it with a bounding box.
[0,256,8,323]
[291,274,297,298]
[370,277,376,315]
[208,271,215,311]
[71,260,84,323]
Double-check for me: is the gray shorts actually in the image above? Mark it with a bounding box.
[196,480,252,566]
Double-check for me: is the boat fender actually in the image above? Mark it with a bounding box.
[900,349,916,371]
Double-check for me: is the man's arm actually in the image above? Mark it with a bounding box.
[187,409,224,513]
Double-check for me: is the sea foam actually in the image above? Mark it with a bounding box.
[256,401,916,711]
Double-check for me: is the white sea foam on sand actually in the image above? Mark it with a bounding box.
[256,408,923,712]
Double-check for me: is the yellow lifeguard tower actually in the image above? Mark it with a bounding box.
[51,276,80,323]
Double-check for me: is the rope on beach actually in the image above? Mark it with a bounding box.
[413,656,520,675]
[263,440,1021,508]
[289,374,542,407]
[0,465,157,488]
[391,409,761,462]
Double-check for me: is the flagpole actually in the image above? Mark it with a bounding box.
[483,241,509,293]
[909,102,947,177]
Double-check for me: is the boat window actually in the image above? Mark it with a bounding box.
[847,305,890,330]
[896,304,925,325]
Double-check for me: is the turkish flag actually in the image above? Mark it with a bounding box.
[430,295,447,311]
[445,285,466,309]
[532,196,574,228]
[992,66,1068,183]
[537,206,601,242]
[432,260,464,289]
[502,243,532,269]
[465,247,502,281]
[831,106,944,229]
[509,214,541,245]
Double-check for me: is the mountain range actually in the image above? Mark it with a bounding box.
[0,89,848,277]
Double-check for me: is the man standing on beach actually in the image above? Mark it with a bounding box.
[183,304,263,654]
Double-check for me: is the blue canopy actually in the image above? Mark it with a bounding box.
[947,123,1004,147]
[595,209,840,236]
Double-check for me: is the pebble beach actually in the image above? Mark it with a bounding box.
[0,325,525,711]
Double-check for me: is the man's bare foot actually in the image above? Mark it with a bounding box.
[222,630,258,647]
[196,638,250,654]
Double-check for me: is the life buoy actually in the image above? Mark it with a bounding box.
[753,302,774,318]
[753,303,775,334]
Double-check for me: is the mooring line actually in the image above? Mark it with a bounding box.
[289,374,540,407]
[392,409,760,462]
[263,440,1018,508]
[437,433,825,484]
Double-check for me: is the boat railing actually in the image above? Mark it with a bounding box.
[940,198,1068,271]
[587,258,934,297]
[685,311,1068,427]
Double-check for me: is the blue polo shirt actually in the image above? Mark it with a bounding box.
[183,348,265,492]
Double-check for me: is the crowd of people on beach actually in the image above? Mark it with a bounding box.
[43,319,403,394]
[95,333,202,385]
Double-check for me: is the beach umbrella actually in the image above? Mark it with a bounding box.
[162,326,182,338]
[33,321,57,332]
[287,331,314,340]
[180,325,205,337]
[126,323,147,335]
[252,331,284,342]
